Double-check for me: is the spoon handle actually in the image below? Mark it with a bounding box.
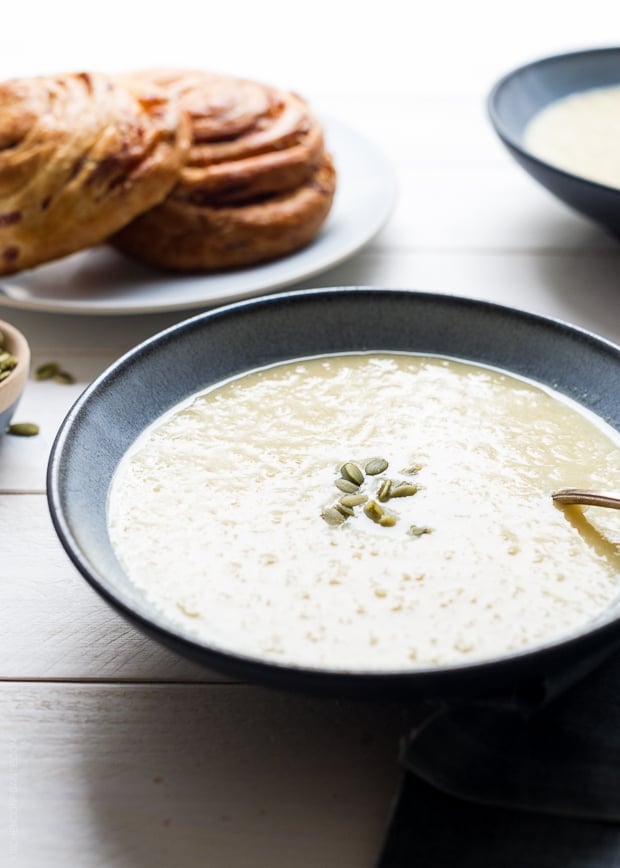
[552,489,620,510]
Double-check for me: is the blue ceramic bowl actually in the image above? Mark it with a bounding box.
[488,47,620,236]
[0,319,30,433]
[47,288,620,700]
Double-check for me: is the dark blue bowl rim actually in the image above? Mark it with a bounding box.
[487,46,620,198]
[46,287,620,696]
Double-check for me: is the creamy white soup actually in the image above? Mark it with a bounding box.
[524,84,620,189]
[107,354,620,670]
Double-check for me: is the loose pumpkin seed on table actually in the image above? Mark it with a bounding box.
[35,361,76,384]
[52,370,76,385]
[7,422,40,437]
[34,361,61,381]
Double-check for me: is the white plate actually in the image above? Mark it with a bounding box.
[0,118,396,316]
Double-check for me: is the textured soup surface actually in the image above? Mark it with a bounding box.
[107,354,620,670]
[524,84,620,189]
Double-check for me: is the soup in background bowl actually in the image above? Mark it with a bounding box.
[47,288,620,699]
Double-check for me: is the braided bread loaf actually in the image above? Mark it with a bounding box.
[0,71,190,275]
[111,70,336,271]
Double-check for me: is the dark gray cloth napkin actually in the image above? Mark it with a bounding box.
[378,647,620,867]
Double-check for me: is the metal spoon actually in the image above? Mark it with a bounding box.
[552,489,620,510]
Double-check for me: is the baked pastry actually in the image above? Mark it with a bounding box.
[111,69,336,271]
[0,71,190,275]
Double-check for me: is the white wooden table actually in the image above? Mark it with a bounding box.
[1,3,619,865]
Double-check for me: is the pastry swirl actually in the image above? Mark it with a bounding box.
[113,154,336,270]
[0,71,190,274]
[111,69,336,271]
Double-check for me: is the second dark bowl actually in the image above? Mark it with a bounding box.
[488,47,620,237]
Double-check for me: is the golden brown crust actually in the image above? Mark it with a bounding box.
[110,69,336,271]
[112,154,336,271]
[0,71,190,274]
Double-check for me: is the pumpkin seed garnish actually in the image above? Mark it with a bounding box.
[0,370,12,382]
[34,361,60,381]
[341,461,364,486]
[391,482,419,498]
[335,478,359,494]
[377,479,392,502]
[7,422,39,437]
[339,493,368,508]
[321,506,346,526]
[408,525,432,537]
[365,457,388,476]
[363,500,384,523]
[335,502,355,517]
[326,456,429,531]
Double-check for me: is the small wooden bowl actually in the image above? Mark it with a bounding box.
[0,319,30,434]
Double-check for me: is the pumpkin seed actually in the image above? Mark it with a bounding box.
[391,483,419,498]
[321,506,346,526]
[335,478,359,494]
[35,362,61,381]
[0,351,17,372]
[341,461,364,486]
[402,463,423,474]
[0,370,12,382]
[52,371,76,385]
[335,502,355,517]
[339,493,368,508]
[379,515,397,527]
[365,457,388,476]
[7,422,39,437]
[377,480,392,502]
[363,500,384,522]
[408,525,432,537]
